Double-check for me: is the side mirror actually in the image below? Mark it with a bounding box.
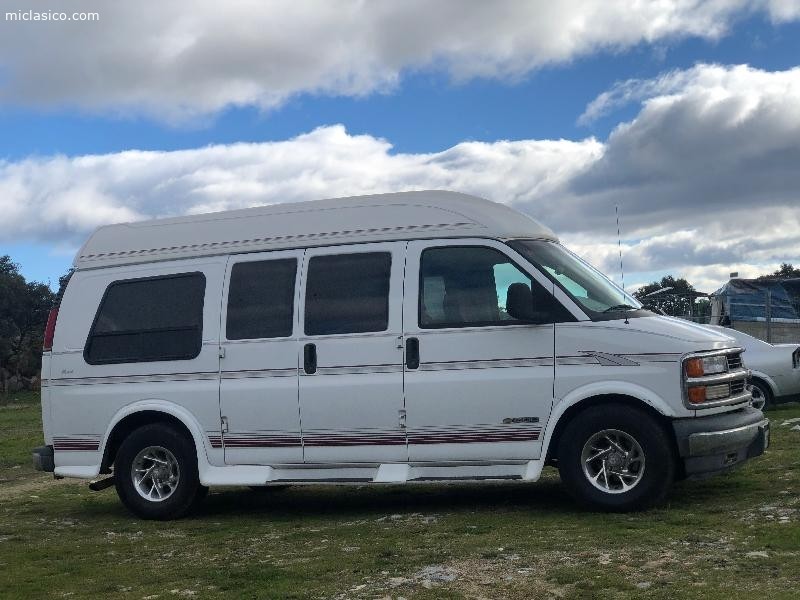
[506,282,537,322]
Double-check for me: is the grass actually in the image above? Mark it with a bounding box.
[1,393,799,599]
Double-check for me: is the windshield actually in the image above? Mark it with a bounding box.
[508,240,642,314]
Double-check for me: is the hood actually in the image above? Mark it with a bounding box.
[559,315,740,358]
[617,316,738,345]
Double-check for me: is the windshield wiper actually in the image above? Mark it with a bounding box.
[602,303,638,313]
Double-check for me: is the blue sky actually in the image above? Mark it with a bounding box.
[1,3,800,292]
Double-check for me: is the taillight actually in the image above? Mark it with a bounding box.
[43,307,59,351]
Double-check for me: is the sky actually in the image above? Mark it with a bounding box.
[1,1,799,294]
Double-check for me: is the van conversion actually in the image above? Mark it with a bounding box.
[33,191,769,519]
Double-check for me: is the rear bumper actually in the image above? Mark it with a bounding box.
[672,407,769,479]
[32,445,55,472]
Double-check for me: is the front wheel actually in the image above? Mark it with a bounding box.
[557,404,676,511]
[114,423,202,520]
[749,380,772,411]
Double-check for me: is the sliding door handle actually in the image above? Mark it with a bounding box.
[303,343,317,374]
[405,337,419,370]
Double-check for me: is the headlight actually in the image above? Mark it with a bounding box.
[684,354,728,377]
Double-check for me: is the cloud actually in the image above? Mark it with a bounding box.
[0,1,799,119]
[563,63,800,235]
[2,64,800,291]
[0,124,602,240]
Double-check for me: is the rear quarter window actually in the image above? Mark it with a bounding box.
[84,272,206,365]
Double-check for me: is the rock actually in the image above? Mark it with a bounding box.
[416,565,458,584]
[636,582,652,589]
[745,551,769,558]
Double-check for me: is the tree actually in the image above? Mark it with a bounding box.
[634,275,699,317]
[758,263,800,280]
[0,256,57,393]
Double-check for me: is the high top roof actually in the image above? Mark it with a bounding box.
[74,190,557,270]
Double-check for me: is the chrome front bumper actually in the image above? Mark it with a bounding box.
[687,418,769,456]
[672,407,769,478]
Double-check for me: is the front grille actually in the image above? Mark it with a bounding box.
[727,353,743,370]
[730,380,745,395]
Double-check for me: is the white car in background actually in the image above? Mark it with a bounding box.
[705,325,800,409]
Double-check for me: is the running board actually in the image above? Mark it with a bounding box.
[199,459,544,487]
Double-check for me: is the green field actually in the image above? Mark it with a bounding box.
[1,393,798,599]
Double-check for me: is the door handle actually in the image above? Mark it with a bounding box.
[405,337,419,370]
[304,343,317,375]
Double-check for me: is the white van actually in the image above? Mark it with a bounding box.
[33,191,769,519]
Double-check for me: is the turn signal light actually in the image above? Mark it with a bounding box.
[684,358,704,378]
[688,387,707,404]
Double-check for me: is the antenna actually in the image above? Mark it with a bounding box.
[615,204,629,324]
[615,204,625,296]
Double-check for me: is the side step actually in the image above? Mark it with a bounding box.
[199,459,545,487]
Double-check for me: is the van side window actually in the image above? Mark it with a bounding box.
[305,253,391,335]
[226,259,297,340]
[419,246,554,328]
[84,272,205,364]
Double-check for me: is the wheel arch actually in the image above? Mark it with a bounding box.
[100,401,209,474]
[748,371,777,398]
[543,391,677,466]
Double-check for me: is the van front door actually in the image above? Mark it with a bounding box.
[298,242,407,463]
[220,250,303,465]
[403,240,558,462]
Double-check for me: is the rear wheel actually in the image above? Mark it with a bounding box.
[114,423,202,520]
[557,404,675,511]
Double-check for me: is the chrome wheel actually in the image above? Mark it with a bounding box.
[131,446,180,502]
[581,429,645,494]
[750,383,766,410]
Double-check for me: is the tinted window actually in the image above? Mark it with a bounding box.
[305,253,391,335]
[226,259,297,340]
[419,246,559,328]
[85,272,205,364]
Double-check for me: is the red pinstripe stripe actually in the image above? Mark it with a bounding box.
[215,428,540,448]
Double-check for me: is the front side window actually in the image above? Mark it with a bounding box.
[85,272,205,364]
[226,258,297,340]
[508,240,642,316]
[419,246,559,328]
[305,252,392,335]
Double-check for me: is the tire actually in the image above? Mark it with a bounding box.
[192,485,209,509]
[557,404,676,512]
[114,423,201,520]
[749,379,773,411]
